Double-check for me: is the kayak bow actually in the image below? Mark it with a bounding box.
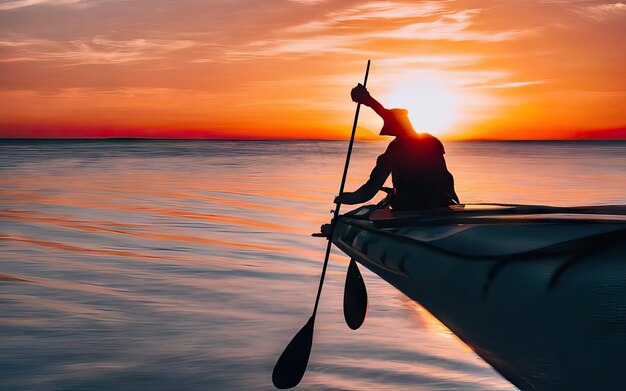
[332,203,626,391]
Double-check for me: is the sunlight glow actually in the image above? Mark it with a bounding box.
[382,77,460,136]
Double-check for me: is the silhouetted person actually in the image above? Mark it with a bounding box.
[337,84,459,210]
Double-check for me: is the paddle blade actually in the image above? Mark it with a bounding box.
[272,316,315,389]
[343,258,368,330]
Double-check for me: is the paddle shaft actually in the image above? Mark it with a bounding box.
[271,60,372,390]
[312,59,371,317]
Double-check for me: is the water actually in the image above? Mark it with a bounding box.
[1,140,624,390]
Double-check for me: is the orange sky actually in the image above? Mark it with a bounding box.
[0,0,625,140]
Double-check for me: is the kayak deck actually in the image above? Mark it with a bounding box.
[336,203,626,266]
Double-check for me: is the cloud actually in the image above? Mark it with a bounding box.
[0,0,84,11]
[0,36,199,65]
[577,2,626,19]
[375,54,484,67]
[224,3,528,61]
[374,15,526,42]
[25,86,216,99]
[287,0,326,4]
[477,80,550,89]
[286,1,449,33]
[0,38,48,46]
[0,87,219,116]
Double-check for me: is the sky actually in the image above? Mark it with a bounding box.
[0,0,625,140]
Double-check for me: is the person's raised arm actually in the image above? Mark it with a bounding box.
[351,83,388,118]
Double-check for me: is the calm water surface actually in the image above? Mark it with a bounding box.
[1,140,625,390]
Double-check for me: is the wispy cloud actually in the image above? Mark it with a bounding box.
[0,0,84,11]
[286,1,449,33]
[0,38,48,47]
[287,0,326,4]
[375,55,484,67]
[224,3,528,61]
[24,86,216,99]
[478,80,550,89]
[577,2,626,20]
[374,15,526,42]
[0,36,199,65]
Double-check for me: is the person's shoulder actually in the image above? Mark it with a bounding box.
[384,138,402,153]
[416,132,440,142]
[415,133,445,153]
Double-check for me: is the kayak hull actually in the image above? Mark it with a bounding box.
[332,204,626,391]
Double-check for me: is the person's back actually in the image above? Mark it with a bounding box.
[337,84,458,211]
[384,133,457,210]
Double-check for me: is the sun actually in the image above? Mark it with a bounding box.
[382,77,459,136]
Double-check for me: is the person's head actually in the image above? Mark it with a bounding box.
[380,109,415,137]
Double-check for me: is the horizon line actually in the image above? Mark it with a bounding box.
[2,137,626,142]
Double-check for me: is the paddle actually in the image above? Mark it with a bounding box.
[343,258,368,330]
[272,59,371,389]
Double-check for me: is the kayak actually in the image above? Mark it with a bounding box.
[331,203,626,391]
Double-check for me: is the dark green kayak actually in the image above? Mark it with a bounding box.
[332,203,626,391]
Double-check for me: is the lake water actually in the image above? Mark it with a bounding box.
[1,140,625,390]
